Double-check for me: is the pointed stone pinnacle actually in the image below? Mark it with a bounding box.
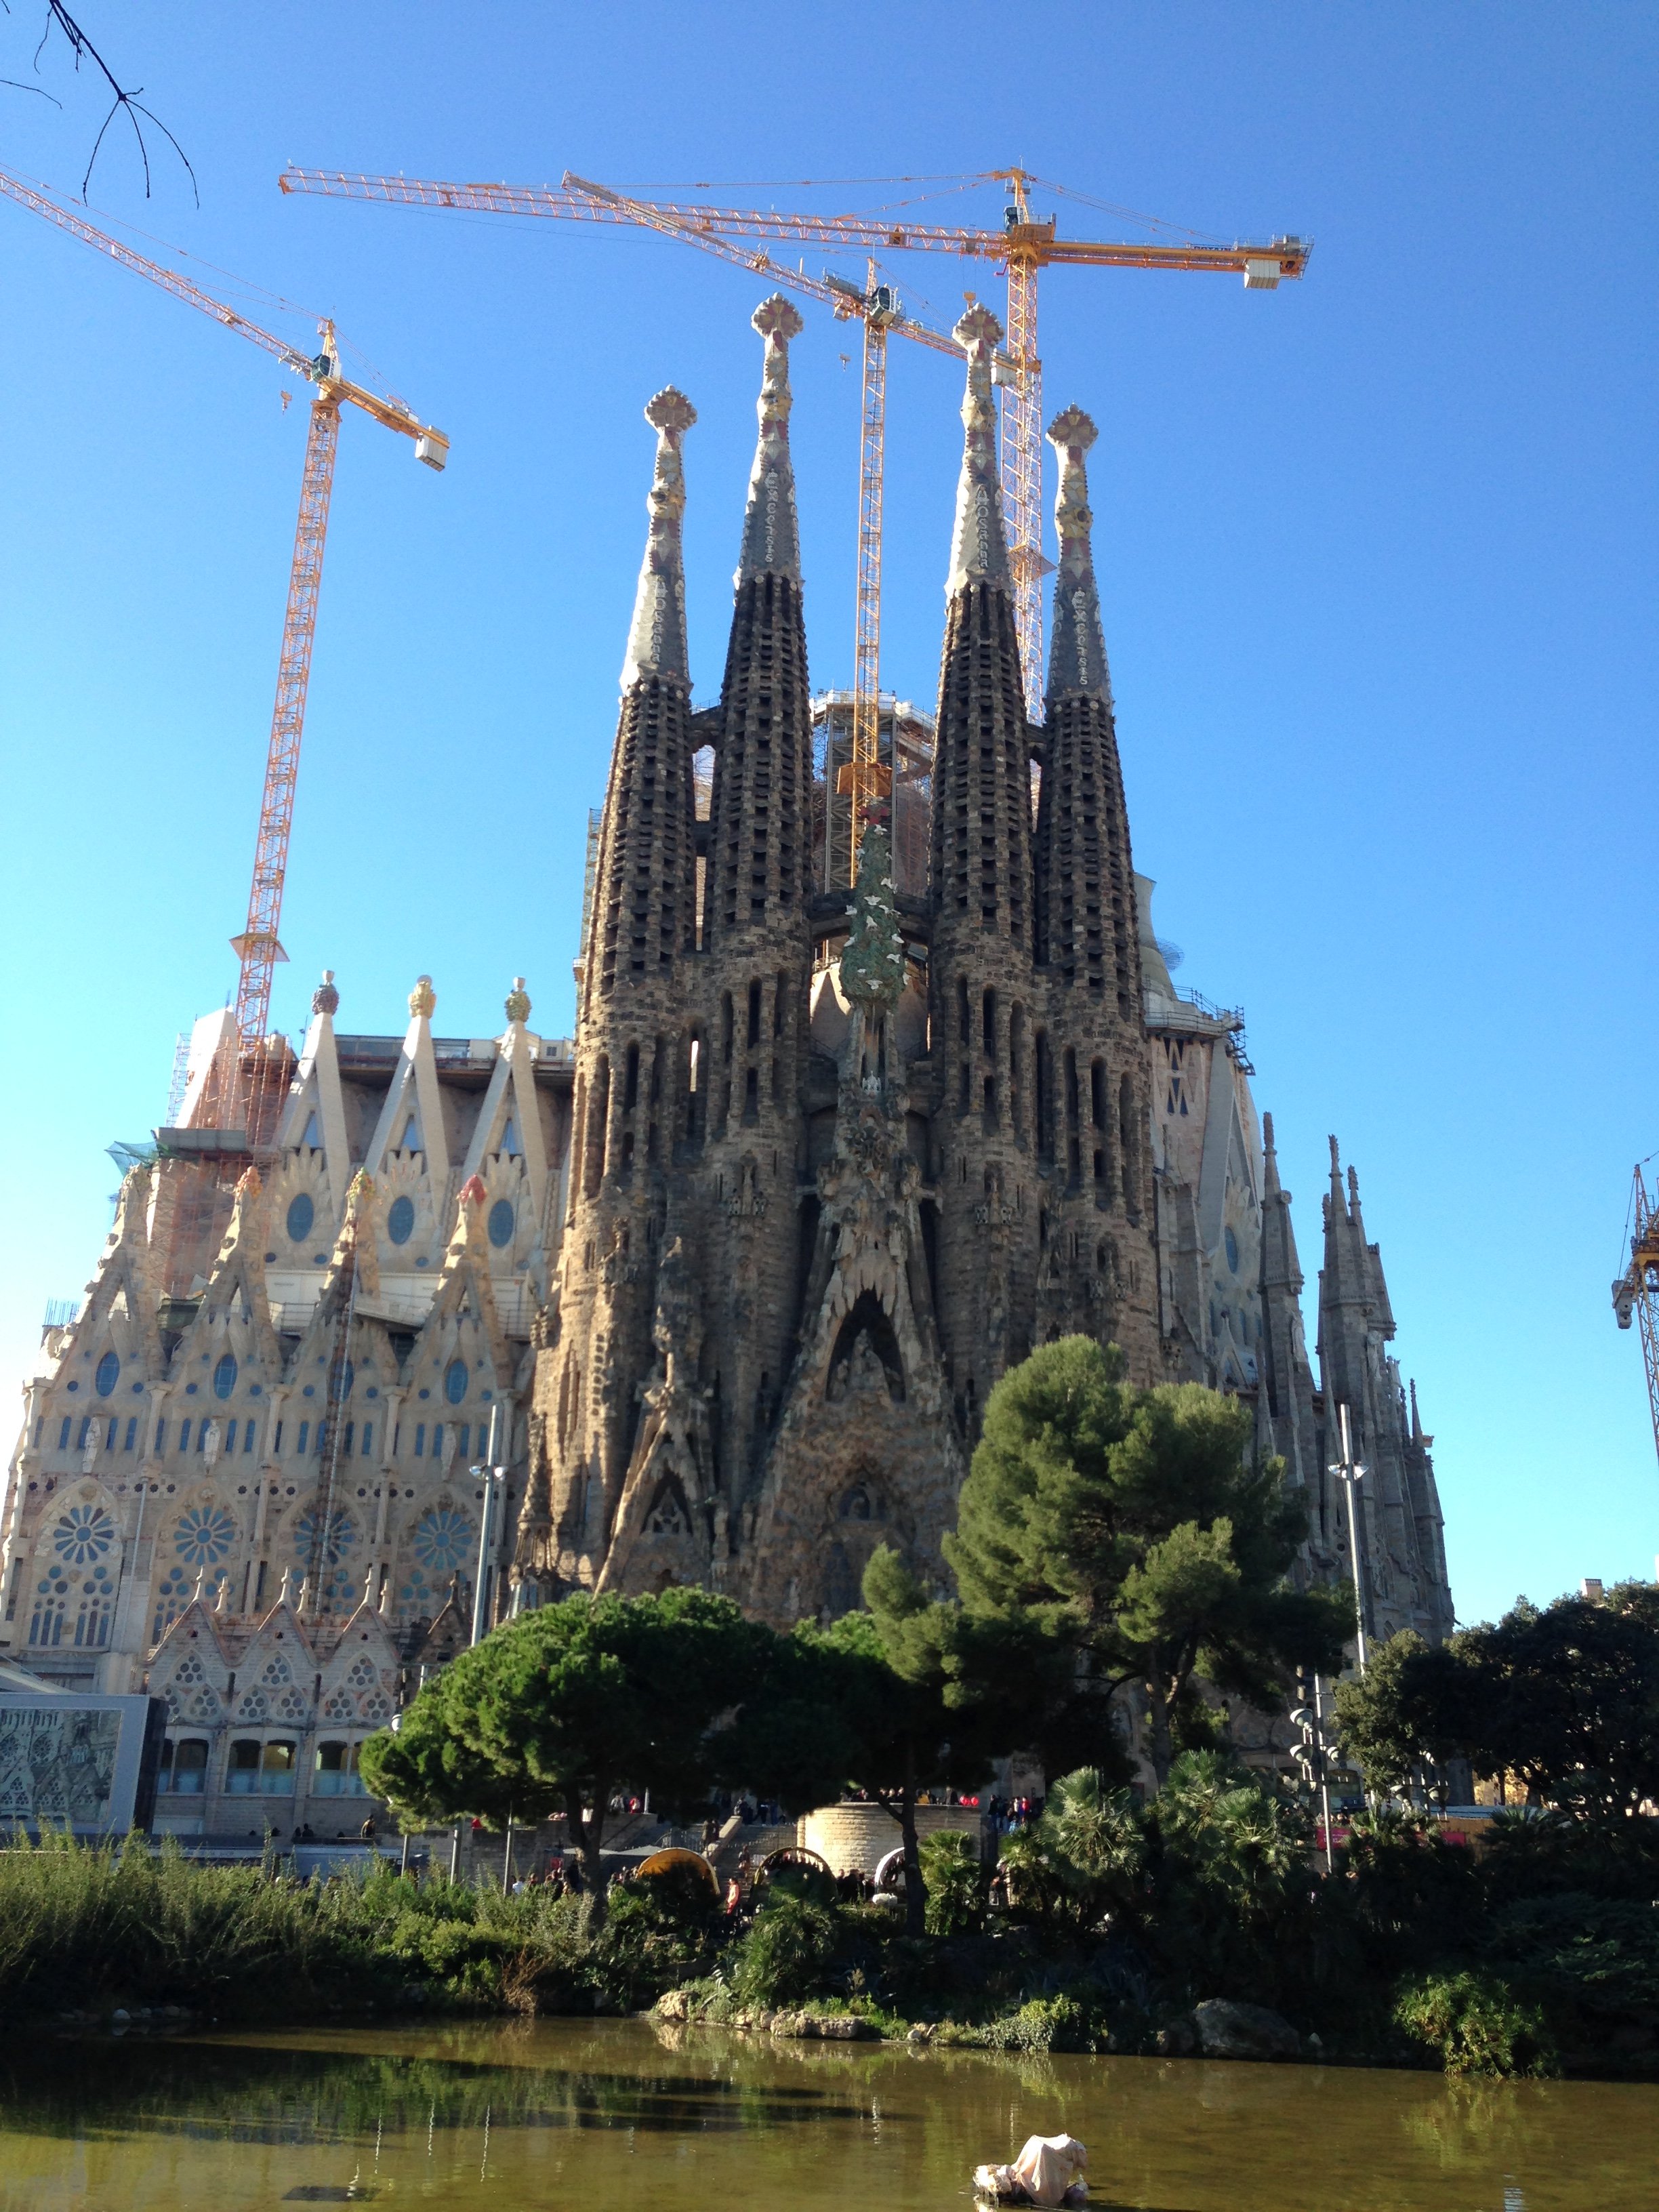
[1046,403,1111,704]
[312,968,339,1017]
[737,296,802,582]
[623,387,696,688]
[947,304,1010,594]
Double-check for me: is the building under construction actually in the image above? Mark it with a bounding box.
[0,297,1453,1838]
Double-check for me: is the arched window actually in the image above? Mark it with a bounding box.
[160,1739,209,1795]
[213,1353,238,1401]
[314,1740,367,1797]
[387,1195,415,1246]
[445,1359,469,1405]
[95,1351,120,1397]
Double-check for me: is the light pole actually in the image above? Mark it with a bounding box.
[1329,1401,1370,1673]
[1292,1668,1338,1875]
[470,1402,509,1647]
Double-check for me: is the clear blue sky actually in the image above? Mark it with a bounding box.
[1,3,1653,1628]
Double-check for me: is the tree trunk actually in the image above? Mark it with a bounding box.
[567,1789,609,1928]
[901,1746,924,1938]
[1146,1677,1174,1790]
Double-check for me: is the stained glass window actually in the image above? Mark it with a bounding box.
[388,1196,415,1246]
[52,1504,115,1565]
[174,1504,237,1567]
[213,1354,238,1401]
[95,1351,120,1397]
[445,1360,468,1406]
[287,1192,315,1242]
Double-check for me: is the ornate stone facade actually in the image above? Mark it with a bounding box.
[1,294,1456,1835]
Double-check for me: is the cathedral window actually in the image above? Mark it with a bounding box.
[125,1417,138,1452]
[243,1422,255,1454]
[314,1740,367,1797]
[488,1200,515,1248]
[58,1416,70,1450]
[95,1351,119,1397]
[178,1420,191,1453]
[213,1355,238,1401]
[446,1360,469,1406]
[153,1418,166,1454]
[160,1739,208,1795]
[224,1420,238,1454]
[296,1421,309,1456]
[388,1196,415,1246]
[414,1423,426,1457]
[228,1740,295,1797]
[287,1193,314,1243]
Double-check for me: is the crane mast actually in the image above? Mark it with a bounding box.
[2,163,446,1136]
[282,163,1307,733]
[1613,1163,1659,1480]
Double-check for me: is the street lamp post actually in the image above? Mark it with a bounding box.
[1329,1401,1370,1673]
[470,1402,509,1647]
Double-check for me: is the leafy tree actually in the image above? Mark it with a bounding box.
[361,1587,771,1915]
[750,1548,1067,1937]
[947,1336,1352,1784]
[1336,1586,1659,1823]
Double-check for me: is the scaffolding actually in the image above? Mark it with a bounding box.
[810,691,935,900]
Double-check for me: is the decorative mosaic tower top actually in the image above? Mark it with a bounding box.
[737,295,804,583]
[840,826,905,1013]
[1045,404,1112,705]
[621,386,696,688]
[947,304,1011,594]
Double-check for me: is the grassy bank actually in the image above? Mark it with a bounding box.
[7,1773,1658,2081]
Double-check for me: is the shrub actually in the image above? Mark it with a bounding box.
[983,1994,1097,2053]
[733,1891,841,2008]
[1392,1969,1558,2077]
[921,1831,989,1937]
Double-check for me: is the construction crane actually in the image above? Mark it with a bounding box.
[281,165,975,874]
[1612,1162,1659,1477]
[1,163,448,1139]
[280,163,1309,751]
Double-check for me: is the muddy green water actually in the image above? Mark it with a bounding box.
[1,2018,1654,2212]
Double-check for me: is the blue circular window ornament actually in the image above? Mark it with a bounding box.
[174,1504,237,1567]
[213,1353,238,1401]
[94,1351,120,1397]
[286,1193,314,1244]
[487,1199,515,1250]
[412,1507,471,1573]
[445,1359,468,1406]
[387,1195,416,1246]
[1224,1227,1240,1276]
[54,1504,116,1565]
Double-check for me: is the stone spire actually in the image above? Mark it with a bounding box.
[1256,1111,1322,1502]
[584,390,700,1009]
[737,294,803,583]
[621,387,695,689]
[947,304,1011,591]
[930,302,1033,951]
[706,302,814,947]
[1044,405,1111,705]
[1034,403,1137,1005]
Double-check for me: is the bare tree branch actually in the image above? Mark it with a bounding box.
[6,3,196,203]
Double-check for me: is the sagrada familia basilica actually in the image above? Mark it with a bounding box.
[1,297,1454,1837]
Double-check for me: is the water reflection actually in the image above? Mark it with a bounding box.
[0,2017,1653,2212]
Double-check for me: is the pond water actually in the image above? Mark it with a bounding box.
[1,2018,1655,2212]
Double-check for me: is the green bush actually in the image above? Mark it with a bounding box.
[733,1891,842,2008]
[921,1831,989,1937]
[983,1993,1098,2053]
[1392,1969,1558,2078]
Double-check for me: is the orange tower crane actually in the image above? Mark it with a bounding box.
[1612,1162,1659,1479]
[1,163,448,1137]
[281,164,978,873]
[281,163,1309,751]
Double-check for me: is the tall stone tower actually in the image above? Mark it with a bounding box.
[695,297,818,1517]
[927,305,1045,1429]
[1317,1139,1454,1644]
[522,384,700,1590]
[1030,405,1160,1372]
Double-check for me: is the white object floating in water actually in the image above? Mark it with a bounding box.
[973,2134,1088,2207]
